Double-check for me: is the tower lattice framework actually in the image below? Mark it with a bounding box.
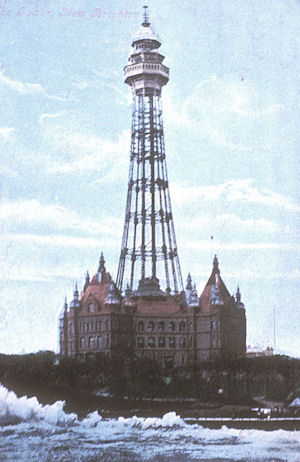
[116,7,183,295]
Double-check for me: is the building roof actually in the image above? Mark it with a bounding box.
[199,255,232,312]
[288,398,300,408]
[80,270,113,312]
[132,24,160,44]
[132,6,160,45]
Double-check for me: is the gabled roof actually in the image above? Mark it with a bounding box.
[199,255,232,313]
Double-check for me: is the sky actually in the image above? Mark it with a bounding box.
[0,0,299,357]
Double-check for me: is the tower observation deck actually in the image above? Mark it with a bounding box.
[116,6,184,296]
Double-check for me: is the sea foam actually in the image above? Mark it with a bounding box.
[0,383,77,426]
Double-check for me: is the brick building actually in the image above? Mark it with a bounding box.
[59,7,246,367]
[59,254,246,366]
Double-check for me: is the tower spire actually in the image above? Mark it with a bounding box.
[142,3,150,27]
[116,12,183,295]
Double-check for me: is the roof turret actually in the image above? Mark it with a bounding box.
[84,271,90,292]
[70,283,80,309]
[188,283,199,307]
[124,283,135,306]
[105,281,121,305]
[199,256,232,312]
[235,286,245,309]
[97,252,106,282]
[185,274,199,307]
[186,273,192,291]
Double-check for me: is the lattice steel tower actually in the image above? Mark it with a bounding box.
[116,6,183,296]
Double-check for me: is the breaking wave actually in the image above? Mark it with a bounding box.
[1,383,299,462]
[0,383,77,426]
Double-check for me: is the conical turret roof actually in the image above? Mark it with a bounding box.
[199,255,232,312]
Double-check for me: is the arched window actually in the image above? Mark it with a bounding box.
[137,337,144,348]
[137,321,144,332]
[83,322,86,332]
[148,337,155,348]
[169,337,175,348]
[88,337,94,348]
[90,321,94,331]
[97,336,102,348]
[179,321,186,332]
[147,321,154,332]
[168,321,175,332]
[80,337,85,348]
[88,303,94,313]
[158,321,164,332]
[158,337,165,348]
[180,337,186,348]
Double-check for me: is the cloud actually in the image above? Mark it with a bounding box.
[2,233,118,249]
[0,70,69,101]
[191,266,300,283]
[46,129,130,176]
[182,239,300,252]
[0,261,90,282]
[0,199,122,236]
[0,165,20,178]
[178,212,292,235]
[164,76,285,151]
[220,268,300,282]
[72,74,131,105]
[39,112,67,124]
[0,126,16,140]
[171,179,300,213]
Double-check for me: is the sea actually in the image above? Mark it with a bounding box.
[0,384,299,462]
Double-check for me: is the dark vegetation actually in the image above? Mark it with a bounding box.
[0,352,299,415]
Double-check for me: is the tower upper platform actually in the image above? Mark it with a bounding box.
[124,6,169,92]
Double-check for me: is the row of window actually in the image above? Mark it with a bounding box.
[78,335,190,350]
[80,335,109,349]
[72,320,190,334]
[128,63,162,72]
[78,320,109,333]
[70,319,219,335]
[137,336,187,349]
[137,320,187,333]
[134,43,156,50]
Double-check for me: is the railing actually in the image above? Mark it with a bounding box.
[125,63,169,76]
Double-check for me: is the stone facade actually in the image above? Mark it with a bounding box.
[59,254,246,367]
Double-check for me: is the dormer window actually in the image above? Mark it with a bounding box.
[88,303,94,313]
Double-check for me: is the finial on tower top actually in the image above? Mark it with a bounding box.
[142,3,150,27]
[74,283,79,299]
[213,255,220,274]
[98,252,106,273]
[236,286,241,302]
[186,273,192,290]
